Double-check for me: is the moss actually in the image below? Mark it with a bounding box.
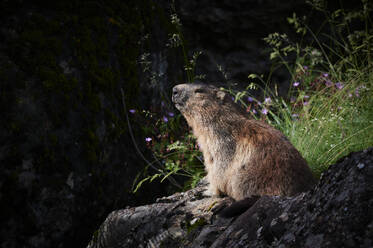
[91,230,99,244]
[39,67,78,94]
[9,121,21,133]
[104,108,126,140]
[87,93,102,114]
[186,217,207,234]
[48,133,58,146]
[82,128,100,164]
[2,0,165,165]
[38,147,56,168]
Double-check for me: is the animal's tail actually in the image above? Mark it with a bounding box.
[218,195,261,218]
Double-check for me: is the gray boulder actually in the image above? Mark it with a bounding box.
[88,148,373,247]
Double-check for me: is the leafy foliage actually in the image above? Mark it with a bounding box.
[130,108,204,192]
[132,5,206,192]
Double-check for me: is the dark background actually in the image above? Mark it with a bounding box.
[0,0,354,247]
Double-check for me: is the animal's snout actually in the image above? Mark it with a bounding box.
[172,84,189,110]
[172,86,180,98]
[172,85,186,104]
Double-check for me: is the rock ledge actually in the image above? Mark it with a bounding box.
[88,148,373,248]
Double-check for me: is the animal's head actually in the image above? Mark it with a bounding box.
[172,83,238,126]
[172,83,225,111]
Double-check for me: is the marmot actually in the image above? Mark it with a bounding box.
[172,83,315,201]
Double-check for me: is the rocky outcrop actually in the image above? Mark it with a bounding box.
[87,148,373,248]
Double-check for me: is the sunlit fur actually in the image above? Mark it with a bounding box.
[172,83,316,200]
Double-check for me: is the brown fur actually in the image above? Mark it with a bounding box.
[172,83,316,200]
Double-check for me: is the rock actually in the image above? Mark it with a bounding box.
[87,148,373,247]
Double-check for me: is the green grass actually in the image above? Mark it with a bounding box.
[230,65,372,178]
[237,0,373,176]
[266,68,373,176]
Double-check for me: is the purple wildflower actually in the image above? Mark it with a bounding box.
[323,73,329,77]
[293,81,300,87]
[290,96,296,103]
[163,116,168,122]
[303,66,308,70]
[247,96,254,102]
[325,80,333,87]
[335,82,344,89]
[303,101,309,106]
[261,108,268,115]
[145,137,152,142]
[252,109,257,114]
[231,97,235,101]
[264,97,272,104]
[304,95,310,99]
[292,113,299,118]
[161,101,165,107]
[168,112,174,117]
[129,109,136,114]
[355,85,366,97]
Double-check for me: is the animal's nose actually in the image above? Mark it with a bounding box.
[172,84,188,104]
[172,86,180,97]
[172,84,188,107]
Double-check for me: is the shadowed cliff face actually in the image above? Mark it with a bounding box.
[175,0,360,90]
[176,0,308,90]
[0,1,183,247]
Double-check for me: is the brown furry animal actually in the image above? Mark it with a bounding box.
[172,83,315,201]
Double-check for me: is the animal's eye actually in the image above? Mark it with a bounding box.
[194,88,205,94]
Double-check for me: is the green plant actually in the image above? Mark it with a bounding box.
[131,5,206,192]
[129,107,204,192]
[228,0,373,176]
[168,2,205,83]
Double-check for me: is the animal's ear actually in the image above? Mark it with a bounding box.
[216,91,226,101]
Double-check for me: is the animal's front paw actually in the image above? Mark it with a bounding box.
[203,185,221,198]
